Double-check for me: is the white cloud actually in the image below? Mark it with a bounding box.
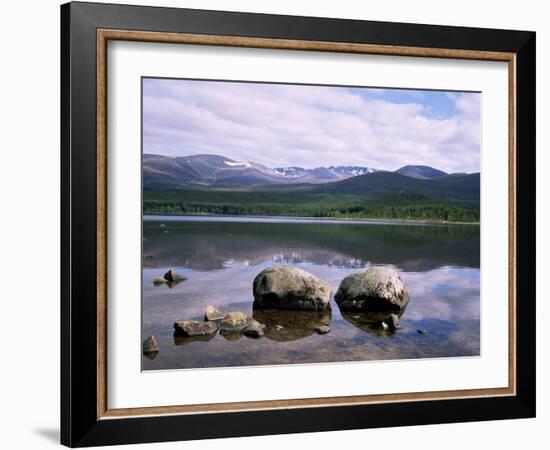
[143,79,480,173]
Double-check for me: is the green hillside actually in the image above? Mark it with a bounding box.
[143,169,480,223]
[311,171,480,208]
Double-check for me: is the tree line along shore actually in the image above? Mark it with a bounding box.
[143,190,480,223]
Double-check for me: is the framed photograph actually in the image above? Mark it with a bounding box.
[61,1,536,447]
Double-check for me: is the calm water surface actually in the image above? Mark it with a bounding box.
[142,215,480,370]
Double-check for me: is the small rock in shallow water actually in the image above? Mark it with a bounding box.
[205,305,224,322]
[153,276,167,286]
[164,269,187,283]
[219,311,250,332]
[417,328,428,335]
[244,319,266,338]
[315,325,331,335]
[143,335,159,354]
[385,313,400,330]
[174,320,218,337]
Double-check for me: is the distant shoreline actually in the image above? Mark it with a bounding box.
[143,212,480,226]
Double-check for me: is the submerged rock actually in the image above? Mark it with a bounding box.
[417,328,428,335]
[219,311,250,332]
[164,269,188,283]
[335,267,409,312]
[253,265,332,311]
[244,319,266,338]
[173,320,218,337]
[204,305,224,322]
[143,335,159,354]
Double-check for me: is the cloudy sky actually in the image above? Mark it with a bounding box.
[143,78,480,173]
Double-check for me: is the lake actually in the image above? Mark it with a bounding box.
[142,215,480,370]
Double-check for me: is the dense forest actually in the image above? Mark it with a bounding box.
[143,190,479,223]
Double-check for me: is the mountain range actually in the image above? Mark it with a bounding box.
[143,154,480,221]
[143,153,457,189]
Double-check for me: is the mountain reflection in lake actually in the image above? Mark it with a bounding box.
[142,216,480,370]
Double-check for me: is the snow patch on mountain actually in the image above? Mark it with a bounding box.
[329,166,377,176]
[272,165,377,180]
[224,160,251,168]
[273,167,307,177]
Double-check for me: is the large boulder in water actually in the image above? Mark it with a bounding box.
[253,265,332,311]
[335,267,409,312]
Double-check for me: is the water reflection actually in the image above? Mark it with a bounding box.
[143,351,159,360]
[153,279,186,289]
[220,331,247,341]
[168,306,410,344]
[340,309,406,337]
[252,309,332,342]
[174,334,216,346]
[143,218,479,272]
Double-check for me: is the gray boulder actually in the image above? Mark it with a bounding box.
[219,311,250,332]
[335,267,409,312]
[174,320,218,337]
[253,265,332,311]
